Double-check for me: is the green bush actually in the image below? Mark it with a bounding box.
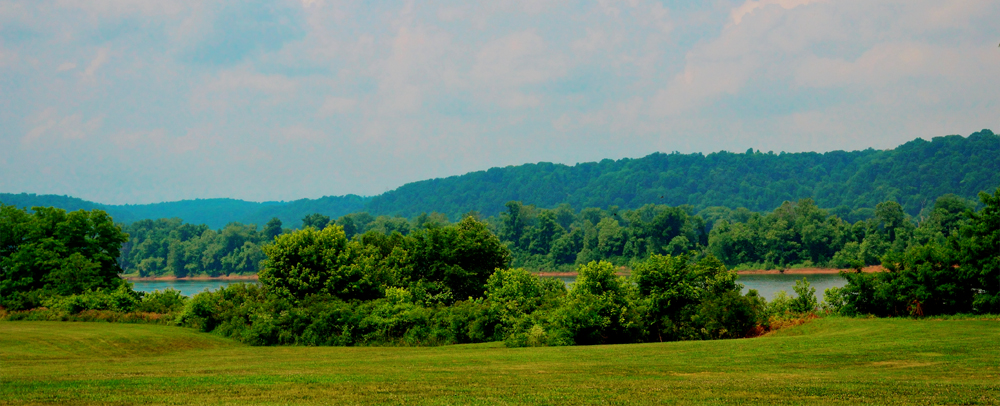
[137,289,187,313]
[790,278,818,313]
[42,284,141,314]
[549,261,639,345]
[632,254,762,341]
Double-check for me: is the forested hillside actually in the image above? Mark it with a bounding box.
[0,194,367,230]
[0,194,134,222]
[367,130,999,218]
[2,130,997,226]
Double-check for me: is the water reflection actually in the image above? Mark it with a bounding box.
[736,273,846,301]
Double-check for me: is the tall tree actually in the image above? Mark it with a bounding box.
[301,213,331,230]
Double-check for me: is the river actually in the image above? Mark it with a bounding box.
[131,273,845,301]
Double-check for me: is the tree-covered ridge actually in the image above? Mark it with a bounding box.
[2,130,997,227]
[241,195,368,229]
[368,130,998,218]
[0,194,132,222]
[0,194,368,230]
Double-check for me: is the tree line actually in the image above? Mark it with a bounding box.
[2,187,998,346]
[112,190,982,278]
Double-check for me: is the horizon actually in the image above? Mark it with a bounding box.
[1,1,998,205]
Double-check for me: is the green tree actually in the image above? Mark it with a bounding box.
[258,225,389,302]
[632,254,758,341]
[501,201,527,248]
[406,216,512,302]
[551,260,638,345]
[526,211,564,255]
[957,188,1000,313]
[336,215,358,239]
[263,217,283,240]
[0,205,130,309]
[790,278,818,313]
[301,213,331,230]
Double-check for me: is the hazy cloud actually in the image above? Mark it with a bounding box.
[0,0,997,204]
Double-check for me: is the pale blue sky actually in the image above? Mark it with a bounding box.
[1,0,997,204]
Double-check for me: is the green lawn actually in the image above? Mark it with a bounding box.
[1,318,998,405]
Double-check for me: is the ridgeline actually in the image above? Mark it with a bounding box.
[2,130,997,228]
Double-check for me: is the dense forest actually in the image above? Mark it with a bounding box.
[3,187,997,347]
[3,130,998,228]
[111,191,977,277]
[367,130,999,218]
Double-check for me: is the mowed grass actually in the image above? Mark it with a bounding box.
[1,318,998,405]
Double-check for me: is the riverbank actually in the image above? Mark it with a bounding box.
[535,265,884,277]
[123,266,883,281]
[735,265,884,275]
[123,275,259,281]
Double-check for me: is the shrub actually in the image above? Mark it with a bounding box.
[42,284,141,314]
[137,289,187,313]
[790,278,818,313]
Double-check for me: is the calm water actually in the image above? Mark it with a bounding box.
[735,273,846,301]
[131,280,256,297]
[132,274,846,301]
[553,273,846,301]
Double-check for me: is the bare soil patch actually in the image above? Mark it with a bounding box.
[736,266,884,275]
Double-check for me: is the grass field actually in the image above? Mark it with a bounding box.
[2,318,998,405]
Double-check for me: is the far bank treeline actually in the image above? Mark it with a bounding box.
[115,192,980,278]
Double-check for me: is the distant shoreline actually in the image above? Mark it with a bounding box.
[123,266,883,281]
[734,266,883,275]
[535,266,884,278]
[124,275,259,282]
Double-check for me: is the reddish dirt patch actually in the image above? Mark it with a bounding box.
[736,265,884,275]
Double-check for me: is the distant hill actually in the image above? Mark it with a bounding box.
[3,130,998,227]
[0,193,137,222]
[241,195,369,228]
[0,194,367,230]
[366,129,1000,218]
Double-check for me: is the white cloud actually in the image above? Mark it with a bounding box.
[275,125,325,143]
[795,42,970,88]
[23,108,104,146]
[373,23,453,114]
[318,96,358,116]
[53,0,188,18]
[191,70,299,112]
[111,129,168,149]
[730,0,823,26]
[468,29,565,108]
[1,0,998,203]
[81,48,109,81]
[0,48,16,68]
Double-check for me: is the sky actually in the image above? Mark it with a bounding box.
[1,0,998,204]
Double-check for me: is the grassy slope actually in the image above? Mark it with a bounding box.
[1,318,998,405]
